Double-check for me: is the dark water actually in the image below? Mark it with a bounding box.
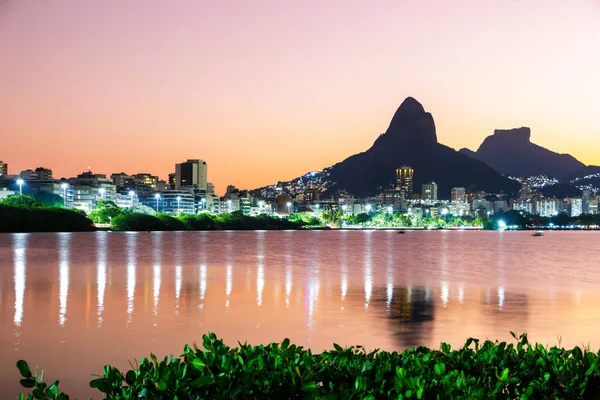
[1,230,599,398]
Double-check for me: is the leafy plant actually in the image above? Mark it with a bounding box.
[17,332,600,399]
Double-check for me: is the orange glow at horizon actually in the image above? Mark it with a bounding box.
[1,1,599,194]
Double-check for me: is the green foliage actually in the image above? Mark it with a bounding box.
[18,332,600,399]
[0,194,41,208]
[110,212,304,231]
[0,205,95,233]
[88,200,124,223]
[354,213,371,226]
[33,192,65,208]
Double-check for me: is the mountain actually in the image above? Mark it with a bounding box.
[255,97,519,199]
[459,128,585,180]
[560,165,600,183]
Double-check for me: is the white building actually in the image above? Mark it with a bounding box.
[569,198,583,217]
[536,199,561,217]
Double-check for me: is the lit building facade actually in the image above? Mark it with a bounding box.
[421,182,438,201]
[0,160,7,177]
[35,167,53,181]
[536,199,562,217]
[395,166,414,199]
[451,187,466,202]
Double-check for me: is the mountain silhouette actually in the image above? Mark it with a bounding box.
[459,128,585,180]
[256,97,518,199]
[325,98,519,198]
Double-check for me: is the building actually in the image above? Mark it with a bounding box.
[207,182,215,196]
[175,159,207,190]
[168,173,176,189]
[0,188,16,200]
[589,199,598,214]
[451,187,466,203]
[513,198,536,214]
[536,199,562,217]
[35,167,53,181]
[472,199,492,216]
[421,182,438,201]
[0,160,8,177]
[158,190,195,214]
[568,198,583,217]
[492,200,508,214]
[582,189,591,214]
[395,166,414,199]
[110,172,131,188]
[19,169,37,180]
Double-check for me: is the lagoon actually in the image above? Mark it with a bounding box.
[1,230,599,398]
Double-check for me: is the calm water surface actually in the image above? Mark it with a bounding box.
[1,230,599,397]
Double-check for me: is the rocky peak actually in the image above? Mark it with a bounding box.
[377,97,437,147]
[492,127,531,143]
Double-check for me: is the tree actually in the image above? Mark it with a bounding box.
[354,213,371,227]
[0,194,41,208]
[33,192,64,207]
[88,200,123,223]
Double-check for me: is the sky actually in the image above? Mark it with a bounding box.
[1,0,599,194]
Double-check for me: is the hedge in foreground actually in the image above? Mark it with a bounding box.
[17,332,600,399]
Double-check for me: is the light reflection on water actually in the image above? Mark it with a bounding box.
[1,231,600,398]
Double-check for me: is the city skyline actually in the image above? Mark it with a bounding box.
[1,1,599,193]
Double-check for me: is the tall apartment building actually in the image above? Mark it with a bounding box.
[0,160,7,176]
[451,187,466,202]
[421,182,438,201]
[175,159,207,190]
[35,167,53,180]
[395,166,414,199]
[582,189,591,214]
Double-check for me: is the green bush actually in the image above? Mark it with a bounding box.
[17,332,600,399]
[0,205,94,233]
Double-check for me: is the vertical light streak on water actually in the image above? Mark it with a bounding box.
[307,276,320,329]
[153,233,162,318]
[284,232,293,308]
[424,287,430,303]
[199,233,208,309]
[225,232,233,308]
[96,233,107,326]
[440,231,449,308]
[407,286,413,304]
[13,234,28,328]
[175,265,182,314]
[364,232,372,309]
[497,232,505,311]
[458,285,465,304]
[58,233,70,326]
[386,232,394,312]
[256,232,264,307]
[340,231,348,303]
[441,281,449,308]
[126,233,137,323]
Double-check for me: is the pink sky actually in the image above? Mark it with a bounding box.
[1,0,599,194]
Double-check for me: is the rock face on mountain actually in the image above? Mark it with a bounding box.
[459,128,585,179]
[324,97,519,198]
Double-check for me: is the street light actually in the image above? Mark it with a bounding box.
[387,206,393,215]
[365,204,372,213]
[99,187,105,200]
[201,198,206,210]
[487,211,491,219]
[177,196,182,213]
[129,191,135,209]
[61,183,68,207]
[441,209,448,216]
[154,193,161,212]
[341,204,347,214]
[16,178,24,195]
[286,202,292,214]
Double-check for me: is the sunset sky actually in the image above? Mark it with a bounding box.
[1,0,599,194]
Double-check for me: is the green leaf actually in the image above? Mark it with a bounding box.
[17,360,32,379]
[19,378,35,388]
[281,338,290,350]
[301,382,318,392]
[190,376,212,388]
[191,358,206,370]
[499,368,509,382]
[434,363,446,376]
